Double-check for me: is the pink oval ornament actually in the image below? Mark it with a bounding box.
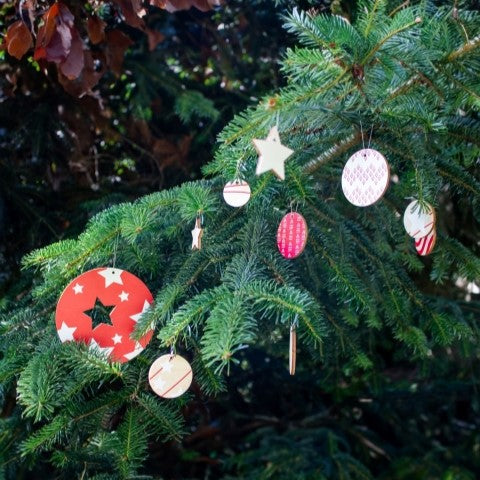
[277,212,308,259]
[341,148,390,207]
[415,229,436,256]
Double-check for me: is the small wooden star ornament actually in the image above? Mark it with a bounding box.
[191,217,203,250]
[252,126,294,181]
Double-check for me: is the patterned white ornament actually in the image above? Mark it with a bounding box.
[341,148,390,207]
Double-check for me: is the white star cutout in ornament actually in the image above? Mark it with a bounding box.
[123,342,144,360]
[161,361,173,373]
[191,218,203,250]
[153,378,166,390]
[89,339,114,357]
[72,283,84,295]
[98,268,124,288]
[118,291,129,302]
[112,334,123,344]
[252,126,294,181]
[57,321,77,342]
[130,300,151,323]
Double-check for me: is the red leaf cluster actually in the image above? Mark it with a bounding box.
[3,0,222,95]
[150,0,222,12]
[33,3,84,79]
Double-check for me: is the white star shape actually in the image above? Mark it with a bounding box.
[252,126,294,180]
[123,342,144,360]
[191,219,203,250]
[119,291,129,302]
[98,268,124,288]
[57,321,77,342]
[112,334,123,344]
[89,339,114,357]
[130,300,151,323]
[161,361,173,373]
[72,283,84,295]
[152,377,166,390]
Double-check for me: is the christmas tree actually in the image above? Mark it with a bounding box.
[1,1,480,478]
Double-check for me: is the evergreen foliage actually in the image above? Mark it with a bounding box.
[1,1,480,478]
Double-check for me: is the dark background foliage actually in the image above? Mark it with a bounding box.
[1,1,479,479]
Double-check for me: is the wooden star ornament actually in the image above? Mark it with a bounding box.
[191,217,204,250]
[252,126,294,181]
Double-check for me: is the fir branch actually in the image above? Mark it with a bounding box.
[304,131,362,173]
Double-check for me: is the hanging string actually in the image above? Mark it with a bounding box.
[234,152,247,181]
[112,231,120,268]
[367,125,374,149]
[360,120,365,150]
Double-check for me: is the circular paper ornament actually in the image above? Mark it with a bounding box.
[341,148,390,207]
[223,179,251,207]
[148,354,193,399]
[403,200,435,240]
[415,229,436,256]
[55,268,154,363]
[277,212,308,259]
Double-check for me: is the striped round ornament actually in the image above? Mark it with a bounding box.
[148,354,193,399]
[223,179,251,207]
[277,212,308,259]
[403,200,435,240]
[415,229,436,256]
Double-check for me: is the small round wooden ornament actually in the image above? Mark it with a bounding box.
[55,268,154,363]
[341,148,390,207]
[415,229,436,256]
[277,212,308,259]
[148,354,193,399]
[403,200,435,240]
[223,179,251,207]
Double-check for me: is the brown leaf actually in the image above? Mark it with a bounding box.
[58,50,105,97]
[146,28,165,51]
[87,16,106,45]
[59,28,84,79]
[151,0,221,12]
[105,30,133,76]
[114,0,145,29]
[152,135,191,171]
[34,3,75,62]
[5,20,33,60]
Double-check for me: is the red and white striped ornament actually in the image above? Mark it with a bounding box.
[148,354,193,399]
[403,200,435,240]
[415,229,436,256]
[223,179,251,207]
[341,148,390,207]
[277,212,308,259]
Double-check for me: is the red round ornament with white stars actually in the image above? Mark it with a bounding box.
[341,148,390,207]
[55,268,154,363]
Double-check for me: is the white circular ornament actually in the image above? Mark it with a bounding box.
[341,148,390,207]
[223,179,251,207]
[403,200,435,240]
[148,354,193,399]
